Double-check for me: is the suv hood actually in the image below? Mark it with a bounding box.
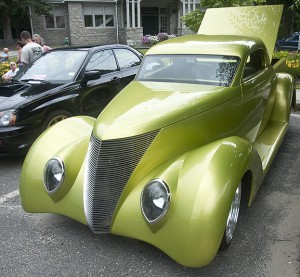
[94,81,239,140]
[0,82,62,110]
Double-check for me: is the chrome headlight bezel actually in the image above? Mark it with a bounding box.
[0,109,17,126]
[43,157,65,194]
[141,179,171,224]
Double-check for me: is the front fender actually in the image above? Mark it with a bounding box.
[19,116,95,224]
[111,136,255,267]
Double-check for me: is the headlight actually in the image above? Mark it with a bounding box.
[0,110,17,126]
[141,179,171,224]
[44,157,65,194]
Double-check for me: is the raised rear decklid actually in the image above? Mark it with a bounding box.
[198,5,283,61]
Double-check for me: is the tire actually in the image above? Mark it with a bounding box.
[42,110,72,131]
[220,182,242,250]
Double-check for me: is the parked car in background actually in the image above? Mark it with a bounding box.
[275,32,300,51]
[0,44,143,156]
[20,5,295,268]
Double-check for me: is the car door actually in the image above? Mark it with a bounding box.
[78,49,123,118]
[241,49,274,142]
[113,48,142,88]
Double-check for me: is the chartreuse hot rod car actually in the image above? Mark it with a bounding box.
[20,5,295,267]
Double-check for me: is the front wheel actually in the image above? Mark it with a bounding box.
[42,110,72,131]
[220,183,242,250]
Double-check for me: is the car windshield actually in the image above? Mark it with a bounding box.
[136,54,240,87]
[16,50,88,83]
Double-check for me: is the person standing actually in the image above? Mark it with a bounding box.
[20,31,42,66]
[16,41,25,69]
[1,48,9,63]
[32,34,52,52]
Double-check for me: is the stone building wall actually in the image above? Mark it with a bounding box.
[68,2,118,46]
[119,28,144,47]
[31,4,70,47]
[177,27,195,36]
[29,2,182,48]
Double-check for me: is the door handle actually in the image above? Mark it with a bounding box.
[111,77,120,82]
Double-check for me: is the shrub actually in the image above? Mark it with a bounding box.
[0,63,10,83]
[180,9,204,33]
[273,50,300,80]
[142,33,176,45]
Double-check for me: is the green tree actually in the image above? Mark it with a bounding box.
[265,0,300,36]
[0,0,52,45]
[291,0,300,8]
[181,10,204,33]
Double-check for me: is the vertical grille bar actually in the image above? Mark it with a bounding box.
[84,130,159,233]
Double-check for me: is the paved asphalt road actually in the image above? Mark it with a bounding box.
[0,115,299,277]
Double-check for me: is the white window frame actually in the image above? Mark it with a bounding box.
[83,4,115,28]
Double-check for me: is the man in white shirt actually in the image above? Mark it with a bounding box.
[1,62,19,82]
[20,31,43,66]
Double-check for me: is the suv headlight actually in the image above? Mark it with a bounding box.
[0,110,17,126]
[141,179,171,224]
[44,157,65,194]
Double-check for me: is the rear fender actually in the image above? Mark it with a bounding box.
[19,116,95,224]
[270,72,294,122]
[112,136,256,267]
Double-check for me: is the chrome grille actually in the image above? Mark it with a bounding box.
[84,130,159,233]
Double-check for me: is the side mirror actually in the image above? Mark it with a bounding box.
[81,70,101,86]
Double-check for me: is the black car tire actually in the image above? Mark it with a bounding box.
[42,110,72,131]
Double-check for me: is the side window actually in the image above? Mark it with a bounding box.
[86,49,118,74]
[114,49,141,70]
[243,49,266,80]
[287,34,298,41]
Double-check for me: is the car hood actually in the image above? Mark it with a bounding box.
[0,82,63,110]
[94,81,239,140]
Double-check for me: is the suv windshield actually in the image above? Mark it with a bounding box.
[136,54,240,87]
[16,50,88,83]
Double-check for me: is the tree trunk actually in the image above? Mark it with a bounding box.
[283,3,295,36]
[1,10,14,46]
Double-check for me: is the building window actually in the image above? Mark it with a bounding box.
[160,8,167,33]
[184,0,201,14]
[83,4,115,28]
[45,5,65,29]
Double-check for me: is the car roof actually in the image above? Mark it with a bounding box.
[51,44,134,52]
[145,34,265,58]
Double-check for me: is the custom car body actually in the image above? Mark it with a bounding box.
[20,5,295,267]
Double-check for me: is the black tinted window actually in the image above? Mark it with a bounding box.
[86,50,118,74]
[114,48,141,70]
[243,49,266,79]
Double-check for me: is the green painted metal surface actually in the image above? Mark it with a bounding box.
[198,5,283,61]
[19,5,294,268]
